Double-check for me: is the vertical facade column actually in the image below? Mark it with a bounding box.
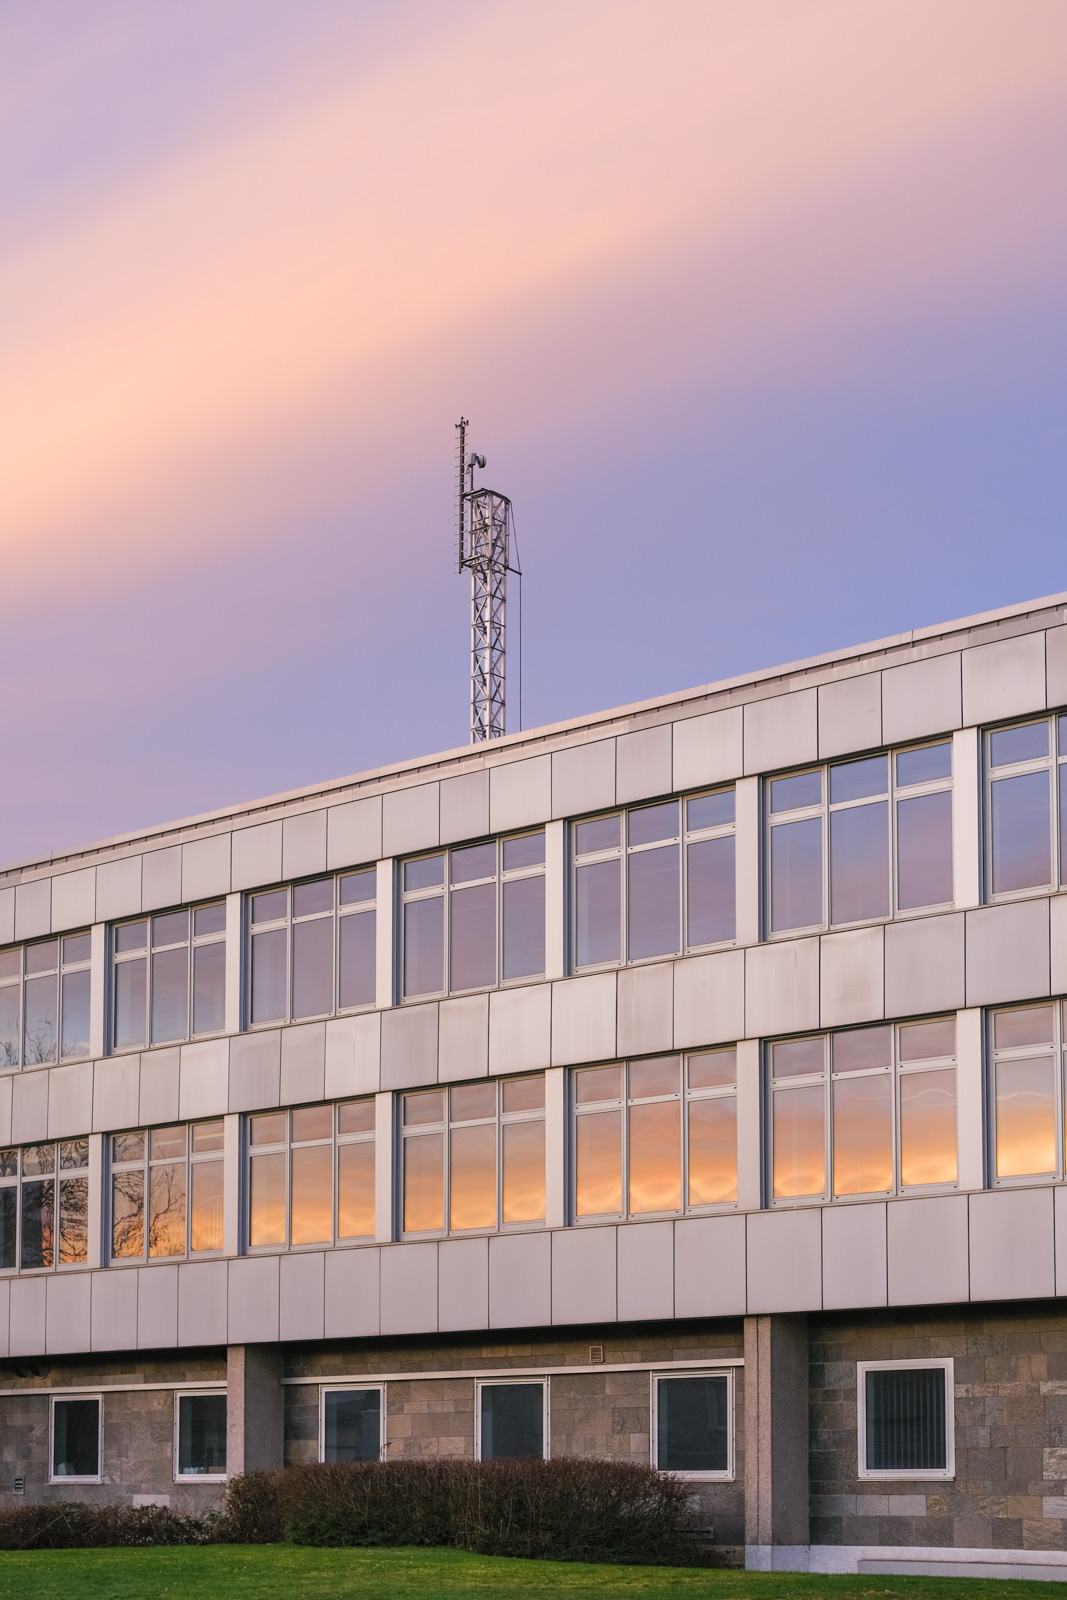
[375,858,395,1009]
[227,1345,284,1475]
[744,1313,809,1568]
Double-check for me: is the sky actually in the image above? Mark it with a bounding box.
[2,0,1066,864]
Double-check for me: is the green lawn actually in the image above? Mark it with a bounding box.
[1,1546,1066,1600]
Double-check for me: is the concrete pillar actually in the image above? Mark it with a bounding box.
[227,1345,284,1476]
[744,1313,809,1568]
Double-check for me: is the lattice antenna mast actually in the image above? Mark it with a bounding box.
[456,418,512,743]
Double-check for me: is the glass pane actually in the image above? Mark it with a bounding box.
[991,771,1051,892]
[899,1068,956,1186]
[687,790,734,830]
[896,743,951,786]
[450,881,497,990]
[657,1376,728,1472]
[191,1120,224,1153]
[996,1056,1056,1177]
[337,1099,375,1135]
[772,1037,824,1078]
[0,985,19,1066]
[575,1108,622,1215]
[251,890,287,924]
[339,870,376,906]
[111,1132,144,1163]
[629,1057,680,1099]
[629,802,679,847]
[0,1187,15,1270]
[0,1148,16,1176]
[114,956,148,1050]
[324,1389,380,1463]
[404,896,444,997]
[990,721,1048,766]
[190,1160,224,1252]
[688,1049,736,1090]
[772,1085,825,1198]
[23,973,57,1064]
[292,1105,332,1142]
[502,1119,545,1222]
[994,1005,1054,1049]
[151,1126,186,1159]
[897,790,953,909]
[251,928,288,1024]
[62,933,92,964]
[249,1152,286,1245]
[23,1142,54,1175]
[451,1082,496,1121]
[151,946,188,1044]
[149,1162,187,1257]
[686,836,735,945]
[21,1178,55,1267]
[115,921,147,953]
[178,1394,227,1475]
[404,1090,445,1126]
[574,1064,623,1103]
[830,800,890,924]
[1061,777,1067,888]
[293,878,332,917]
[0,948,19,981]
[480,1384,543,1461]
[152,911,188,948]
[111,1170,144,1258]
[866,1368,946,1472]
[405,855,444,892]
[339,910,376,1007]
[291,1143,333,1244]
[574,816,620,855]
[830,756,888,804]
[899,1017,956,1062]
[575,859,621,966]
[770,818,822,931]
[833,1026,892,1073]
[192,940,226,1033]
[502,875,545,980]
[337,1141,375,1237]
[292,916,334,1018]
[24,940,58,975]
[403,1133,443,1231]
[59,1139,88,1169]
[770,771,821,813]
[502,831,545,871]
[687,1096,737,1204]
[1061,714,1067,754]
[450,1122,497,1230]
[52,1399,99,1478]
[193,903,226,936]
[58,1176,89,1263]
[60,969,91,1058]
[451,842,496,884]
[628,842,680,960]
[249,1112,287,1145]
[502,1075,545,1114]
[628,1100,681,1213]
[833,1074,893,1195]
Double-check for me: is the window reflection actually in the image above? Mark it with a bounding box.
[403,835,545,998]
[113,1120,224,1260]
[247,1101,375,1248]
[250,873,376,1027]
[987,717,1066,896]
[991,1003,1064,1181]
[114,905,226,1049]
[401,1076,545,1235]
[0,937,92,1067]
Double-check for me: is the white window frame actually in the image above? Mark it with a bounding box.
[173,1389,228,1483]
[984,713,1067,902]
[0,1137,91,1275]
[988,1000,1067,1185]
[857,1357,954,1481]
[49,1393,103,1484]
[0,932,93,1068]
[111,902,228,1051]
[246,870,378,1030]
[474,1376,549,1462]
[246,1099,377,1253]
[108,1120,226,1263]
[318,1382,386,1463]
[650,1368,734,1481]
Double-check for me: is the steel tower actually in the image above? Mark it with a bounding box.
[456,418,513,743]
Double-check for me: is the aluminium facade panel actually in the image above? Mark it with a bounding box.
[551,1226,616,1325]
[488,1230,552,1328]
[380,1003,438,1089]
[439,769,489,846]
[550,973,616,1067]
[746,1208,822,1314]
[325,796,382,871]
[324,1245,380,1338]
[181,831,232,902]
[488,754,551,834]
[961,630,1047,726]
[137,1263,179,1349]
[95,854,143,922]
[228,1255,281,1344]
[821,1202,887,1309]
[1046,624,1067,710]
[617,1220,673,1322]
[50,867,96,933]
[968,1187,1055,1302]
[279,1252,326,1342]
[46,1060,94,1139]
[139,1047,181,1127]
[886,1194,969,1306]
[743,688,817,775]
[673,1214,747,1317]
[11,1069,48,1144]
[141,847,182,914]
[279,1022,326,1106]
[438,993,489,1082]
[323,1012,381,1098]
[883,913,965,1018]
[231,822,283,893]
[616,961,673,1058]
[9,1276,47,1357]
[880,651,962,745]
[46,1271,91,1355]
[745,939,819,1039]
[14,876,51,941]
[615,724,672,805]
[382,783,440,858]
[965,899,1051,1007]
[228,1030,282,1112]
[671,706,743,794]
[488,984,552,1076]
[0,886,14,946]
[282,809,328,881]
[818,926,884,1029]
[380,1241,438,1335]
[551,739,616,820]
[817,673,882,760]
[672,948,745,1048]
[177,1260,227,1346]
[89,1266,138,1352]
[438,1237,489,1331]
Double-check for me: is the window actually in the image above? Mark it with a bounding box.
[858,1360,953,1479]
[653,1373,732,1477]
[402,834,545,1000]
[401,1076,545,1235]
[476,1381,547,1461]
[249,872,375,1026]
[51,1396,100,1481]
[113,905,226,1050]
[987,715,1067,897]
[175,1393,227,1478]
[572,1051,736,1221]
[990,1001,1067,1182]
[247,1100,375,1249]
[769,1018,957,1203]
[0,1139,89,1271]
[321,1387,383,1462]
[110,1122,224,1261]
[0,934,91,1068]
[572,793,735,971]
[767,744,953,934]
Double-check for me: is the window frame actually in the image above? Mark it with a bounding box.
[111,903,227,1053]
[0,931,93,1069]
[0,1137,91,1274]
[984,713,1067,903]
[245,1099,377,1252]
[49,1393,102,1484]
[857,1358,954,1481]
[173,1389,228,1482]
[108,1120,225,1263]
[474,1377,549,1462]
[245,869,379,1028]
[650,1368,735,1481]
[318,1383,385,1463]
[988,1000,1067,1186]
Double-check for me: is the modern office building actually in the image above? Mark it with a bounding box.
[5,590,1067,1577]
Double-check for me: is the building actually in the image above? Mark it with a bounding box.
[3,589,1067,1579]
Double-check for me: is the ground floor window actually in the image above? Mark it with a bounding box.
[175,1392,227,1479]
[476,1380,547,1461]
[321,1386,383,1462]
[858,1359,953,1478]
[652,1373,731,1477]
[51,1396,100,1481]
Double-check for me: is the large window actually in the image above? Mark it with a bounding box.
[572,1051,736,1222]
[572,793,735,971]
[986,715,1067,897]
[401,1076,545,1235]
[110,1122,224,1261]
[247,1100,375,1249]
[769,1018,957,1203]
[249,871,375,1026]
[51,1396,101,1481]
[858,1360,953,1479]
[767,744,952,935]
[0,934,91,1068]
[0,1139,89,1271]
[402,833,545,1000]
[653,1373,732,1477]
[321,1386,383,1462]
[990,1001,1067,1182]
[175,1393,227,1479]
[113,905,226,1050]
[476,1381,547,1461]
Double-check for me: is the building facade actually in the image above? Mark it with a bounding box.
[4,592,1067,1577]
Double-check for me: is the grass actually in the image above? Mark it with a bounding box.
[1,1546,1066,1600]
